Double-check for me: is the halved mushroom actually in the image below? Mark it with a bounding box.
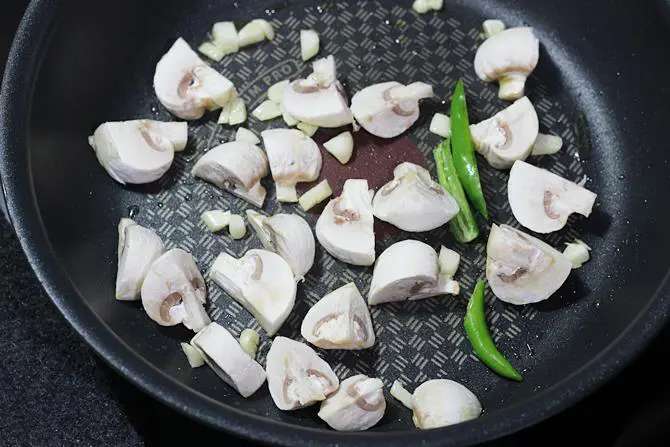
[154,38,236,119]
[141,249,210,332]
[266,336,339,410]
[486,224,572,305]
[412,379,482,429]
[508,160,597,233]
[209,249,296,336]
[373,162,459,232]
[350,81,433,138]
[301,282,375,350]
[282,56,353,127]
[246,210,316,280]
[368,240,458,305]
[191,141,269,207]
[469,96,539,169]
[88,120,187,185]
[474,27,539,100]
[261,129,322,202]
[190,322,266,398]
[116,218,164,301]
[315,179,375,266]
[318,374,386,431]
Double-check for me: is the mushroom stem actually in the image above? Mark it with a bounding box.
[498,75,527,101]
[388,82,434,103]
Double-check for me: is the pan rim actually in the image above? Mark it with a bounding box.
[2,0,670,445]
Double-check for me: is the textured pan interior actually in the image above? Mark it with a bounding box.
[4,0,670,444]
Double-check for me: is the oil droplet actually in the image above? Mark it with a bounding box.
[156,202,164,209]
[127,205,140,218]
[618,174,625,180]
[151,106,158,115]
[184,193,193,202]
[384,19,390,25]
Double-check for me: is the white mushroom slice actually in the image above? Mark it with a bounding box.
[350,81,433,139]
[115,218,165,301]
[191,322,266,398]
[246,210,316,280]
[316,179,375,266]
[474,27,539,100]
[372,162,459,232]
[154,38,236,120]
[191,141,269,207]
[301,282,375,350]
[369,240,459,305]
[261,129,322,203]
[470,96,539,169]
[412,379,482,429]
[486,224,572,305]
[266,337,339,410]
[88,120,186,185]
[323,131,354,164]
[318,375,386,431]
[209,249,296,336]
[508,160,597,233]
[141,249,210,332]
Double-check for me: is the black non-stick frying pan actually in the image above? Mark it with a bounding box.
[2,0,670,445]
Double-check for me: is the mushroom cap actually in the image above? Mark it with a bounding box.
[474,27,539,82]
[486,224,572,305]
[282,79,353,128]
[261,129,322,186]
[266,336,340,411]
[508,160,597,233]
[318,374,386,431]
[246,210,316,280]
[315,179,376,266]
[368,240,440,305]
[412,379,481,429]
[372,162,459,232]
[140,248,210,332]
[470,96,539,169]
[191,141,268,207]
[209,249,297,336]
[89,120,187,184]
[154,38,236,120]
[350,81,432,139]
[115,218,165,301]
[301,282,375,350]
[190,322,266,398]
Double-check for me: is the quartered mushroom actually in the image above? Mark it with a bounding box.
[318,374,386,431]
[469,96,539,169]
[486,224,572,305]
[282,55,353,127]
[191,141,269,207]
[412,379,482,429]
[474,27,539,100]
[154,38,237,119]
[315,179,376,266]
[190,322,267,398]
[88,120,187,185]
[350,81,433,138]
[368,240,458,305]
[261,129,323,202]
[115,218,164,301]
[372,162,459,232]
[141,249,210,332]
[301,282,375,350]
[508,160,597,233]
[246,210,316,280]
[266,336,340,411]
[209,249,296,336]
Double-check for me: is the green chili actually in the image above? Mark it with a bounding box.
[450,80,489,220]
[464,279,523,381]
[433,139,479,243]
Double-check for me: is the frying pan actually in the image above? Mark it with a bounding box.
[2,0,670,445]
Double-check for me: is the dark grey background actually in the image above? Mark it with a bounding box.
[1,1,669,445]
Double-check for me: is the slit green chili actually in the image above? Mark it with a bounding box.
[450,80,489,220]
[433,138,479,243]
[464,279,523,381]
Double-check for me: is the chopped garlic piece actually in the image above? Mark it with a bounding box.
[483,20,506,39]
[213,21,239,55]
[229,98,247,125]
[563,240,591,269]
[239,329,260,359]
[228,214,247,239]
[268,80,290,104]
[201,210,232,232]
[300,30,320,61]
[438,246,460,278]
[299,179,333,211]
[235,127,260,145]
[252,100,282,121]
[180,342,205,368]
[390,380,414,409]
[218,101,231,124]
[297,122,319,137]
[198,42,224,62]
[323,131,354,164]
[252,19,275,40]
[412,0,442,13]
[531,133,563,156]
[429,113,451,138]
[282,104,299,126]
